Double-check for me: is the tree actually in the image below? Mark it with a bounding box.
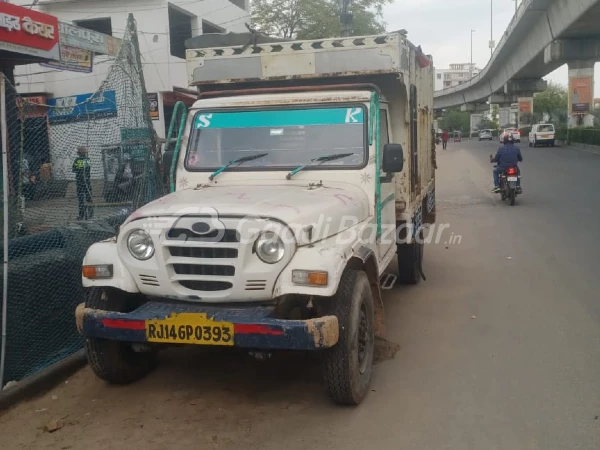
[438,109,470,135]
[479,116,497,131]
[533,82,568,124]
[592,108,600,128]
[251,0,392,40]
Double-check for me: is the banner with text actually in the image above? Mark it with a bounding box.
[58,21,121,56]
[0,2,59,59]
[47,90,117,124]
[40,44,93,73]
[570,76,592,113]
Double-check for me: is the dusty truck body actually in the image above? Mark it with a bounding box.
[76,32,436,405]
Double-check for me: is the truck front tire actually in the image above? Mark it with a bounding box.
[84,288,157,384]
[321,270,375,405]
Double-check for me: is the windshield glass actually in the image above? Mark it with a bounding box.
[185,106,367,171]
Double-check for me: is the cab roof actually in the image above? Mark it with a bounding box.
[191,90,374,109]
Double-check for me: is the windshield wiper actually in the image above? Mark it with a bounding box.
[286,153,354,180]
[209,152,269,181]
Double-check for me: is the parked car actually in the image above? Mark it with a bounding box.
[500,128,520,143]
[529,123,555,147]
[478,129,493,141]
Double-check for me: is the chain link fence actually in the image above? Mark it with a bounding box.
[0,14,164,387]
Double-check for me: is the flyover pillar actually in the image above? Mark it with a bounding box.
[568,60,596,128]
[517,97,534,130]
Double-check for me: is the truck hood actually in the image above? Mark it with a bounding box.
[126,183,370,245]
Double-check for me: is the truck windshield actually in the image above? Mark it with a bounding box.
[185,106,366,172]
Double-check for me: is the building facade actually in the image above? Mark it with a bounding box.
[12,0,250,139]
[435,63,480,92]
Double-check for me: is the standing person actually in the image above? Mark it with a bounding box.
[441,129,449,150]
[72,146,93,220]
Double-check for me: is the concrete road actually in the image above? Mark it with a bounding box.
[2,140,599,450]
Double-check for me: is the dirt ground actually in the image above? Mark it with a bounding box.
[0,343,398,450]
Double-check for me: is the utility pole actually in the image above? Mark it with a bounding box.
[470,29,475,78]
[341,0,352,37]
[490,0,494,57]
[470,30,475,65]
[514,0,518,14]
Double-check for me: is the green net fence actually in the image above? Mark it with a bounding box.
[0,15,164,387]
[566,128,600,146]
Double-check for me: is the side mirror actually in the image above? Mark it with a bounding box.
[382,143,404,174]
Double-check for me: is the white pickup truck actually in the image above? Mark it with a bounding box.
[76,31,436,405]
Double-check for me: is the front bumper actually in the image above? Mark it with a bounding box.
[76,300,339,350]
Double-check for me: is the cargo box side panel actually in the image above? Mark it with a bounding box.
[408,49,435,204]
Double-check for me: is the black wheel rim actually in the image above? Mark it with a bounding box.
[357,301,371,374]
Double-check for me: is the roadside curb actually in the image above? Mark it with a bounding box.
[0,350,86,413]
[556,140,600,155]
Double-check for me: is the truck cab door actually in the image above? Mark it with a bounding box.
[378,106,396,262]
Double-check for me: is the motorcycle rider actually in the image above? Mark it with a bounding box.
[490,134,523,193]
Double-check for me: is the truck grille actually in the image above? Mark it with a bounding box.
[179,280,233,291]
[173,264,235,277]
[164,222,241,293]
[167,228,239,242]
[167,246,238,259]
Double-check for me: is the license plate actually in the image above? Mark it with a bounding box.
[146,313,234,346]
[507,176,518,181]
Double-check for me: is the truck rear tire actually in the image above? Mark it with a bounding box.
[397,238,424,285]
[84,288,157,384]
[321,270,374,405]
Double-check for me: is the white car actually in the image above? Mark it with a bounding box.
[529,123,555,147]
[478,129,493,141]
[500,128,520,143]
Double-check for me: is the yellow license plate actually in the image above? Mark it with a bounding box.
[146,313,234,346]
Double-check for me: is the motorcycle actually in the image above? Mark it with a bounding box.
[494,165,520,206]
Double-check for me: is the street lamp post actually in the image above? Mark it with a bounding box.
[471,29,475,66]
[470,29,475,78]
[490,0,493,57]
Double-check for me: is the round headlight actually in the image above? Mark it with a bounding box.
[256,231,285,264]
[127,229,155,260]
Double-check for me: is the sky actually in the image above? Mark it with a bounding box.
[382,0,600,97]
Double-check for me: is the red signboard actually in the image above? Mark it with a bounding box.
[0,2,59,60]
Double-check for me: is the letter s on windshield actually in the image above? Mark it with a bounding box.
[197,114,213,128]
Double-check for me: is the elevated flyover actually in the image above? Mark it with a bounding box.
[434,0,600,124]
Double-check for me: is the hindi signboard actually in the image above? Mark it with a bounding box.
[58,21,121,56]
[40,44,93,73]
[0,2,60,60]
